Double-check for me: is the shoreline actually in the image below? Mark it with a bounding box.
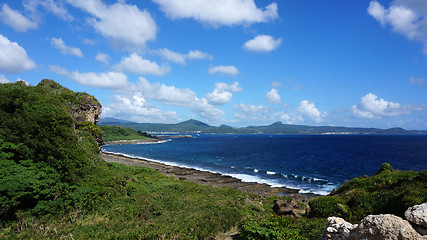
[104,138,167,145]
[100,151,314,201]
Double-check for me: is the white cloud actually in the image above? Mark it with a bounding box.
[187,50,213,60]
[352,93,426,119]
[234,103,301,124]
[243,34,282,52]
[133,77,224,122]
[208,65,239,76]
[103,94,180,123]
[154,48,212,65]
[410,76,426,88]
[0,3,38,32]
[368,0,427,55]
[113,53,170,76]
[50,37,83,57]
[152,0,278,27]
[206,82,242,105]
[0,74,10,83]
[49,65,128,89]
[298,100,325,123]
[66,0,157,51]
[23,0,73,22]
[0,34,36,73]
[265,88,281,103]
[95,53,110,64]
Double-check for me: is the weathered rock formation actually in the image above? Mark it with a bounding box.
[272,198,308,218]
[405,202,427,235]
[37,79,104,148]
[320,203,427,240]
[350,214,425,240]
[320,217,357,240]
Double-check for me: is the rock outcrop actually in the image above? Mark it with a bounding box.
[320,203,427,240]
[350,214,425,240]
[405,202,427,235]
[319,217,357,240]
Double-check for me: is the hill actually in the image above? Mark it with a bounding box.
[99,118,426,135]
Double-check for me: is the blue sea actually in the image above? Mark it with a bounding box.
[102,134,427,195]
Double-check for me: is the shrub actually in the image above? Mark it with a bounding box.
[309,196,350,218]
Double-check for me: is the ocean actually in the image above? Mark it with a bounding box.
[102,134,427,195]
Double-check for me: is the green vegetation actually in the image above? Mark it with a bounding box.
[100,125,155,142]
[239,216,326,240]
[2,80,425,239]
[0,80,325,239]
[309,163,427,222]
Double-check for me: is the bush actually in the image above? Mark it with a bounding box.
[239,215,327,240]
[309,196,350,218]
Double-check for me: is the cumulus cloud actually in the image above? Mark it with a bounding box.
[352,93,426,119]
[50,37,83,57]
[187,50,213,60]
[0,3,38,32]
[265,88,281,103]
[152,0,278,27]
[0,34,36,73]
[368,0,427,55]
[0,74,10,83]
[410,76,426,88]
[234,103,301,124]
[206,82,242,105]
[49,65,128,89]
[208,65,239,76]
[103,94,180,123]
[133,77,224,122]
[23,0,73,22]
[113,53,170,76]
[66,0,157,51]
[243,34,282,52]
[154,48,212,65]
[298,100,325,123]
[95,53,110,64]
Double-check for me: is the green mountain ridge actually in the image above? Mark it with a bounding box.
[99,118,427,135]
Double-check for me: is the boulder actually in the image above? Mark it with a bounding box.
[350,214,426,240]
[272,199,305,218]
[405,202,427,234]
[320,217,357,240]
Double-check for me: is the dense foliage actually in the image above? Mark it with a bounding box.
[0,80,102,219]
[309,163,427,222]
[1,80,321,239]
[239,215,326,240]
[100,125,154,142]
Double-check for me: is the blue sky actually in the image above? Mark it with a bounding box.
[1,0,427,129]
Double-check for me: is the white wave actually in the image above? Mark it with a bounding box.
[102,149,334,196]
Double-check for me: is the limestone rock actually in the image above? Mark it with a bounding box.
[320,217,357,240]
[350,214,426,240]
[405,202,427,229]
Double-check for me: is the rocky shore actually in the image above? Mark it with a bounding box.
[100,152,312,201]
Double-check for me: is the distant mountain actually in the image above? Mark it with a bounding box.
[98,117,138,125]
[98,119,427,135]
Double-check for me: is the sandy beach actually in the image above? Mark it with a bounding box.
[100,151,314,203]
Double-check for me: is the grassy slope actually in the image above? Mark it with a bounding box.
[2,160,326,239]
[100,125,152,142]
[309,163,427,222]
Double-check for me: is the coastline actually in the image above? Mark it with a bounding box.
[104,138,167,145]
[100,151,314,201]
